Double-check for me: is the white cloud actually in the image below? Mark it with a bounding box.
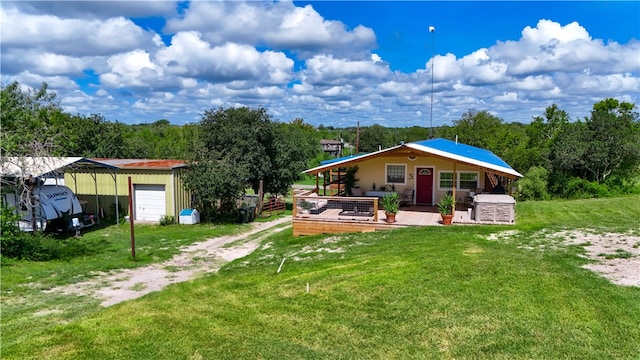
[100,50,163,88]
[165,1,376,58]
[1,6,156,57]
[511,75,555,91]
[1,1,637,128]
[489,19,637,77]
[494,92,519,102]
[302,55,389,86]
[155,31,294,84]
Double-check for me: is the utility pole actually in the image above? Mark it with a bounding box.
[355,121,360,154]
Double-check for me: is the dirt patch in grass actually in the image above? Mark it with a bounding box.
[556,230,640,287]
[43,217,292,307]
[488,229,640,287]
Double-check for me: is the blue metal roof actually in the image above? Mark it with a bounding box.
[410,138,512,169]
[320,154,367,165]
[305,138,522,178]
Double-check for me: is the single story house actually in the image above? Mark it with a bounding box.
[305,138,523,205]
[294,138,523,235]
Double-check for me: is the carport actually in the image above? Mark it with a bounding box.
[1,157,123,221]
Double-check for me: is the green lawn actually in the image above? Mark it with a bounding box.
[2,196,640,359]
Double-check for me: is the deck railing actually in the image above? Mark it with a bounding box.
[293,190,379,223]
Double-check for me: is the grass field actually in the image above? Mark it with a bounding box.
[1,195,639,359]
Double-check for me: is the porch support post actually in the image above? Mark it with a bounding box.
[373,198,378,222]
[109,170,118,223]
[90,170,99,217]
[315,173,319,194]
[452,162,457,216]
[71,173,78,194]
[323,171,327,195]
[292,192,297,218]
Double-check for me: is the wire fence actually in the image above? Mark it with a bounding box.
[293,190,379,223]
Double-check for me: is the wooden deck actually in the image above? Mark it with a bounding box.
[291,189,504,236]
[292,204,478,236]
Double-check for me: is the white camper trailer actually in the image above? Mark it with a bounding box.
[2,185,85,233]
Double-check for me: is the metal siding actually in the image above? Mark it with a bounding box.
[173,169,191,218]
[66,170,170,195]
[65,170,182,220]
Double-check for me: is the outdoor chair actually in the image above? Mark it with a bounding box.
[400,188,414,206]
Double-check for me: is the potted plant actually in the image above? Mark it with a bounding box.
[381,192,400,223]
[438,192,455,225]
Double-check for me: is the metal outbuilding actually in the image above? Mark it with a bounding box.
[2,157,192,224]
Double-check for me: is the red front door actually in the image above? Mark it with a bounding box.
[416,167,434,204]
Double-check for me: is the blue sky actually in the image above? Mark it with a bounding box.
[1,1,639,128]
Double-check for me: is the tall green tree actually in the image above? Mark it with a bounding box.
[182,153,249,220]
[63,114,132,158]
[450,109,503,152]
[359,124,392,153]
[1,81,64,156]
[522,104,570,171]
[184,107,313,217]
[196,107,275,193]
[583,99,640,182]
[550,98,640,183]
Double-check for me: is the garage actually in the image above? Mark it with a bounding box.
[134,184,166,222]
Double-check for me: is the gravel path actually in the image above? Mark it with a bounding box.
[45,216,292,307]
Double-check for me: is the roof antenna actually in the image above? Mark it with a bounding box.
[429,25,436,139]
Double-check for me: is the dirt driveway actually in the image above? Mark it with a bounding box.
[45,216,292,307]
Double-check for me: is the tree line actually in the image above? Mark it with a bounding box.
[2,81,640,206]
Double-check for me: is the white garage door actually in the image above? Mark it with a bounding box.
[134,184,166,222]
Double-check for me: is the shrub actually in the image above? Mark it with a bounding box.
[603,175,640,195]
[1,203,62,261]
[159,215,175,226]
[517,166,550,201]
[563,178,610,199]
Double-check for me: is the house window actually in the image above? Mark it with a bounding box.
[386,164,406,184]
[439,172,454,189]
[459,172,479,190]
[438,171,479,190]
